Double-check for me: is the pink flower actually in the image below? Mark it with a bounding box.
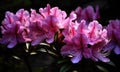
[15,9,31,42]
[61,20,109,63]
[87,21,109,62]
[39,4,67,29]
[0,9,31,48]
[62,11,78,43]
[42,15,59,43]
[30,4,67,45]
[29,9,46,46]
[106,20,120,54]
[91,40,110,62]
[61,33,91,63]
[75,5,100,23]
[61,20,91,63]
[87,21,107,45]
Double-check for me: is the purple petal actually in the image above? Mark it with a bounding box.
[75,5,100,23]
[7,35,17,48]
[46,35,54,43]
[61,45,72,55]
[39,4,51,18]
[69,11,77,21]
[7,40,17,48]
[95,53,110,62]
[31,36,45,46]
[114,45,120,54]
[77,20,88,34]
[71,53,82,63]
[83,48,92,58]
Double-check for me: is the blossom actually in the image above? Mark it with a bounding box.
[62,11,78,43]
[39,4,67,29]
[61,20,109,63]
[61,20,91,63]
[106,20,120,54]
[75,5,100,23]
[61,33,91,63]
[0,9,31,48]
[88,21,110,62]
[29,9,46,46]
[91,40,110,62]
[87,21,107,45]
[30,4,67,46]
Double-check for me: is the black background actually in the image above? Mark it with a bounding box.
[0,0,120,24]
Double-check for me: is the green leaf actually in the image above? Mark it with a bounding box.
[25,43,30,52]
[106,61,116,67]
[47,50,58,56]
[57,59,69,64]
[40,43,50,47]
[12,56,21,60]
[60,64,71,72]
[96,65,109,72]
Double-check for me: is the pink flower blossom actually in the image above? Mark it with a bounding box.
[61,33,91,63]
[62,11,78,43]
[87,21,107,45]
[87,21,109,62]
[30,4,67,45]
[39,4,67,29]
[91,40,110,62]
[0,9,31,48]
[61,20,91,63]
[42,15,59,43]
[106,20,120,54]
[29,9,46,46]
[75,5,100,23]
[61,20,109,63]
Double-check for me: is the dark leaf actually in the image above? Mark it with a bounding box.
[60,64,71,72]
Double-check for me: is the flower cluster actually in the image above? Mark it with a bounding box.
[0,4,120,63]
[61,20,109,63]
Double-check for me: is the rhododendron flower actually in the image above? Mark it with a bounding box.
[61,33,91,63]
[42,15,59,43]
[87,21,109,62]
[29,9,46,46]
[0,9,31,48]
[39,4,67,29]
[61,20,109,63]
[91,40,110,62]
[106,20,120,54]
[87,21,108,45]
[75,5,100,23]
[30,4,67,46]
[62,11,78,43]
[61,20,91,63]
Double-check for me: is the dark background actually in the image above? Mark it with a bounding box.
[0,0,120,72]
[0,0,120,24]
